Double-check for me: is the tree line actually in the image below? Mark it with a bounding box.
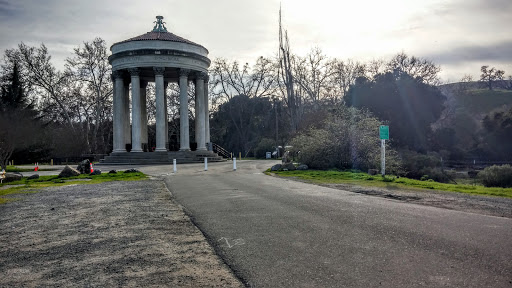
[2,11,511,177]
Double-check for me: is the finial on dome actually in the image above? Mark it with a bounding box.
[152,16,167,32]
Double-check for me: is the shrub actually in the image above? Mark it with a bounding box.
[399,150,452,182]
[290,106,402,173]
[478,165,512,188]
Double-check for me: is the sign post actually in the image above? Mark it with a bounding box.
[379,125,389,176]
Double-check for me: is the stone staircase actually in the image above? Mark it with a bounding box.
[98,150,225,165]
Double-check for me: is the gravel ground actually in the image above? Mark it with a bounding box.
[0,179,243,287]
[311,182,512,218]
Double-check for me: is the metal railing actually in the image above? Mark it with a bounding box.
[212,143,231,159]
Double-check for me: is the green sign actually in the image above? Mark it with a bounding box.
[379,125,389,140]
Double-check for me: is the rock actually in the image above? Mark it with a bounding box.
[270,164,282,171]
[28,174,40,180]
[4,173,22,183]
[108,170,117,174]
[282,163,296,171]
[368,169,378,175]
[91,169,101,175]
[76,159,91,174]
[297,164,309,170]
[58,165,81,178]
[124,168,140,173]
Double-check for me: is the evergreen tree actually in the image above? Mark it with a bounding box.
[0,62,34,113]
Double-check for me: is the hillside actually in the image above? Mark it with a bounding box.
[434,82,512,153]
[438,82,512,122]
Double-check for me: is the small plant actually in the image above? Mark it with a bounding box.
[381,175,395,182]
[478,165,512,188]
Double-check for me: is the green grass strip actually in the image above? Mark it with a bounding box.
[268,169,512,198]
[0,172,147,204]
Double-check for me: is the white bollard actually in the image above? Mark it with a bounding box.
[233,157,237,171]
[204,157,208,171]
[173,159,177,173]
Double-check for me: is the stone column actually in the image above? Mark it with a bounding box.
[154,67,167,152]
[113,71,126,153]
[195,72,206,151]
[124,82,131,148]
[164,81,169,150]
[140,81,148,151]
[204,75,211,148]
[129,68,143,152]
[179,69,190,151]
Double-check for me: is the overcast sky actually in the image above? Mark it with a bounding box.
[1,0,511,83]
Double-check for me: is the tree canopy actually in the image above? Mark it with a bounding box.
[345,71,445,151]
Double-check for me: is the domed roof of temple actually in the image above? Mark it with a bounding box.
[112,16,207,51]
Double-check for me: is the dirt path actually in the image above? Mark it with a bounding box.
[0,179,243,287]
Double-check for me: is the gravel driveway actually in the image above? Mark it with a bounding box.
[0,179,242,287]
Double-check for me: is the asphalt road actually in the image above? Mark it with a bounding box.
[163,160,512,288]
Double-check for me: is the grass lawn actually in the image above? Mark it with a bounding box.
[0,172,147,204]
[268,169,512,199]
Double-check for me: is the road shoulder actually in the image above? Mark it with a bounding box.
[269,174,512,218]
[0,179,243,287]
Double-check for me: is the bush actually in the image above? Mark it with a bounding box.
[399,150,452,182]
[291,106,402,173]
[478,165,512,188]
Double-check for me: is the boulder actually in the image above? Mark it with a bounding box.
[76,159,91,174]
[368,169,378,175]
[108,170,117,174]
[282,163,296,171]
[91,169,101,175]
[58,165,81,178]
[124,168,140,173]
[297,164,309,170]
[4,173,22,183]
[270,164,282,171]
[28,174,40,180]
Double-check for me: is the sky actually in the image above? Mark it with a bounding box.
[0,0,511,83]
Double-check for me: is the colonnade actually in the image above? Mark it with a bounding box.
[112,67,210,153]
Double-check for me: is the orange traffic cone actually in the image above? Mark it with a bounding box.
[34,162,39,172]
[90,163,94,174]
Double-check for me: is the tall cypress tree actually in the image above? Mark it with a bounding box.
[1,62,34,113]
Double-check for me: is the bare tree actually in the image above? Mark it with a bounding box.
[277,6,299,133]
[5,43,75,129]
[66,37,113,153]
[293,47,335,106]
[480,66,505,90]
[331,58,366,102]
[386,52,441,85]
[365,59,385,80]
[209,56,275,102]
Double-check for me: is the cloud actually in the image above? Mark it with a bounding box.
[427,41,512,65]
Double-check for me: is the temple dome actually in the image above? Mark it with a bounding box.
[115,31,207,51]
[109,16,210,73]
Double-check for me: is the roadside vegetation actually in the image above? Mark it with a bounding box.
[268,169,512,199]
[0,172,147,204]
